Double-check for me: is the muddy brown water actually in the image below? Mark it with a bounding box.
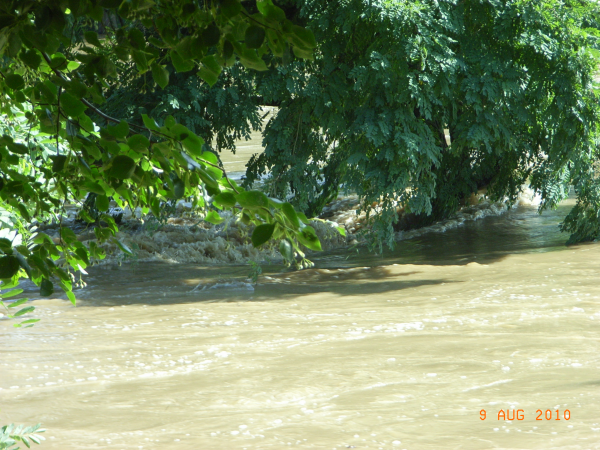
[1,138,600,449]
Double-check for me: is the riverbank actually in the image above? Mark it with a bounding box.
[37,186,541,268]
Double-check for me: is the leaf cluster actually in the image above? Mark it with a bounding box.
[0,0,327,309]
[0,423,45,450]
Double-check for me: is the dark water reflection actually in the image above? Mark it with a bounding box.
[317,202,573,268]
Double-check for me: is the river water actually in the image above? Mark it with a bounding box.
[2,143,600,449]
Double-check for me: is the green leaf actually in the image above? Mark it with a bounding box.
[13,305,35,317]
[19,318,40,325]
[40,278,54,296]
[290,25,317,49]
[142,114,160,131]
[59,227,77,244]
[16,203,31,222]
[237,47,268,71]
[198,55,222,87]
[151,63,169,89]
[297,211,310,224]
[292,45,314,60]
[252,223,275,247]
[51,155,67,173]
[282,202,300,228]
[200,151,220,165]
[279,239,294,261]
[127,134,150,152]
[111,238,133,255]
[257,0,286,21]
[173,179,185,199]
[165,115,177,129]
[0,238,12,254]
[236,190,269,209]
[95,194,109,211]
[66,290,76,305]
[106,120,130,139]
[297,225,322,251]
[132,49,149,73]
[221,0,242,19]
[109,155,136,179]
[75,247,90,265]
[5,74,24,90]
[150,197,160,218]
[66,60,81,72]
[60,91,86,117]
[202,23,220,47]
[205,210,224,225]
[84,30,102,47]
[213,192,236,207]
[83,182,106,195]
[0,255,20,278]
[245,26,266,49]
[198,168,220,189]
[182,132,204,156]
[6,295,26,305]
[21,49,41,69]
[335,226,346,237]
[170,50,195,73]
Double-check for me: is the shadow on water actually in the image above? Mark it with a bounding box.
[27,203,577,306]
[62,264,463,306]
[317,203,573,268]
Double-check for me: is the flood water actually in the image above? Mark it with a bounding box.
[2,121,600,449]
[2,197,600,450]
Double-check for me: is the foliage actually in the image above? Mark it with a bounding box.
[0,424,45,450]
[247,259,262,283]
[244,0,600,247]
[0,0,326,305]
[0,279,38,327]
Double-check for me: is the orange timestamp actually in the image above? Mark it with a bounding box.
[480,409,571,421]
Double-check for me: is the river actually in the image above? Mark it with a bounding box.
[1,138,600,449]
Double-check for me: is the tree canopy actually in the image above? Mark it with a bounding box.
[243,0,600,248]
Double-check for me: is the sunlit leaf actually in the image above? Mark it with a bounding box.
[297,225,322,251]
[236,190,269,209]
[127,134,150,152]
[282,202,300,228]
[60,91,86,117]
[13,305,35,317]
[95,194,109,211]
[205,210,224,225]
[213,192,237,207]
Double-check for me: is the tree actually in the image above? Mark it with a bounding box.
[243,0,600,249]
[0,0,326,305]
